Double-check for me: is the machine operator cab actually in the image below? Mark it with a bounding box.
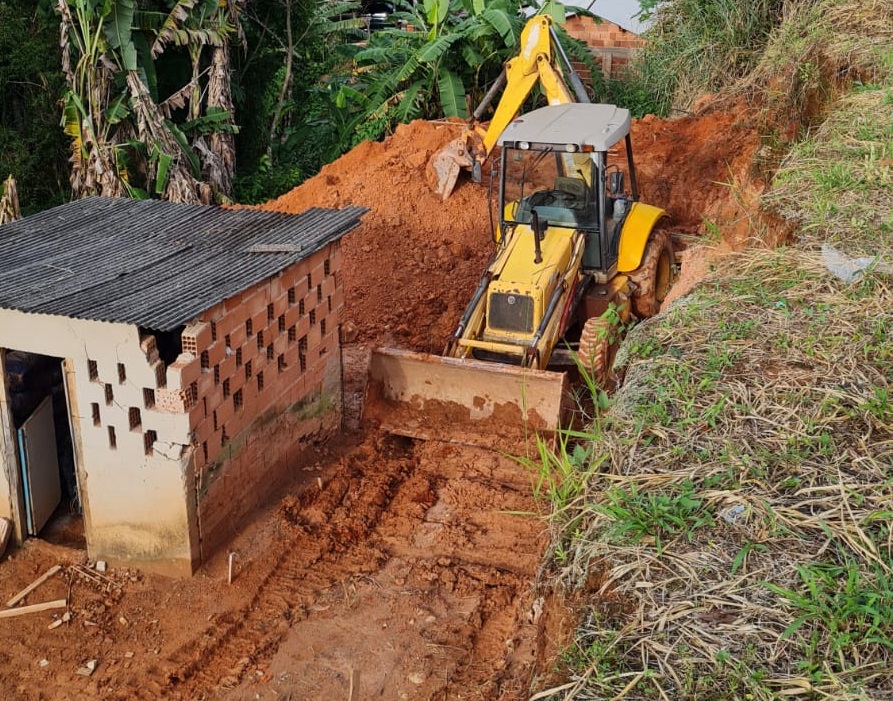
[497,103,637,275]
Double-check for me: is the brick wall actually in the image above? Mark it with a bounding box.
[564,16,646,80]
[82,239,345,569]
[174,242,344,559]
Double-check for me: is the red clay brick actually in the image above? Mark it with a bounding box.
[181,321,212,356]
[269,274,284,301]
[205,384,224,415]
[251,309,268,336]
[155,388,187,413]
[321,275,336,299]
[229,323,247,350]
[241,338,260,365]
[272,290,289,318]
[228,366,246,395]
[167,353,201,390]
[206,339,226,367]
[244,286,271,316]
[216,397,235,427]
[284,304,301,329]
[189,401,205,428]
[197,370,215,397]
[219,354,237,383]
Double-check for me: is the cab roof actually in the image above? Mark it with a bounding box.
[498,103,631,152]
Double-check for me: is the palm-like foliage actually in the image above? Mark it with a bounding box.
[58,0,243,203]
[336,0,526,145]
[334,0,602,148]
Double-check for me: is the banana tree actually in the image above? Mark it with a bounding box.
[148,0,243,196]
[344,0,524,139]
[58,0,242,203]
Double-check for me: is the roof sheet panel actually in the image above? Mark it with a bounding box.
[0,197,366,330]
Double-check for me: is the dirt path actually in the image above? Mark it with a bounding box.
[221,439,551,701]
[0,350,560,701]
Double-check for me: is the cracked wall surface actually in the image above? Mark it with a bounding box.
[0,312,194,573]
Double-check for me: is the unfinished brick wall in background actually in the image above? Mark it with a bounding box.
[179,242,344,558]
[564,16,646,81]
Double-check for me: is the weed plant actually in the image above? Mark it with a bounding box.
[608,0,784,115]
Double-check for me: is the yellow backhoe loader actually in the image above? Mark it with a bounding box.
[365,103,676,446]
[430,14,590,200]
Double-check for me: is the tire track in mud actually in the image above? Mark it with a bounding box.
[117,435,415,700]
[118,434,552,700]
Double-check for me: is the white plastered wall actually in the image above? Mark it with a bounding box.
[0,308,196,574]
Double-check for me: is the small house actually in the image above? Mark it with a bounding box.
[0,197,364,575]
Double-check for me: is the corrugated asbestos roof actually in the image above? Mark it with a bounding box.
[0,197,366,331]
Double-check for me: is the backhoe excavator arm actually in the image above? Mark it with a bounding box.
[429,16,589,199]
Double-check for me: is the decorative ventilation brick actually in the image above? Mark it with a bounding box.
[182,321,212,356]
[155,386,198,413]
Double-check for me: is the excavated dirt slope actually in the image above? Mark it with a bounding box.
[0,105,763,700]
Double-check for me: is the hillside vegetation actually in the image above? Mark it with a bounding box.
[537,0,893,698]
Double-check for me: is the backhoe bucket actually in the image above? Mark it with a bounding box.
[363,348,570,449]
[429,138,473,200]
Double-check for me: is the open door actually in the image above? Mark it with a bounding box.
[16,396,62,535]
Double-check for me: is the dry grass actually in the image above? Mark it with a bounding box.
[533,3,893,697]
[535,252,892,699]
[738,0,893,119]
[765,89,893,256]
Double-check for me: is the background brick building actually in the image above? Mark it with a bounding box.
[565,12,648,80]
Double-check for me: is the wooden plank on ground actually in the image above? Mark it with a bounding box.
[6,564,62,607]
[0,599,66,619]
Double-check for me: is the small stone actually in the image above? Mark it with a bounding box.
[38,659,49,668]
[124,652,134,659]
[95,561,107,573]
[408,671,425,685]
[76,660,98,676]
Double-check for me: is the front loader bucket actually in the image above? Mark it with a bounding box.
[363,348,570,449]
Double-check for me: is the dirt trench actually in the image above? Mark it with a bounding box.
[0,104,765,700]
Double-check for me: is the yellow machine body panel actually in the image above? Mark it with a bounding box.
[480,17,573,154]
[483,224,577,343]
[617,202,667,272]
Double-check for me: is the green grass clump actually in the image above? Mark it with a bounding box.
[609,0,784,115]
[766,88,893,256]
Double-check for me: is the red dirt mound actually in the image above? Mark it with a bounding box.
[260,120,492,352]
[261,107,762,351]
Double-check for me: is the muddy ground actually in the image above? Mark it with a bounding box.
[0,103,763,699]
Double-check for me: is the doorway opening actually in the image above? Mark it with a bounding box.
[5,350,84,549]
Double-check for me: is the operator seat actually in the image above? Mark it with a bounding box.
[554,176,586,200]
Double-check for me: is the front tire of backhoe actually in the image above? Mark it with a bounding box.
[577,317,612,388]
[629,228,675,319]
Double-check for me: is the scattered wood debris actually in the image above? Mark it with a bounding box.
[6,564,62,607]
[0,599,67,619]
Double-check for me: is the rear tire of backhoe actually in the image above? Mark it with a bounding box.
[629,227,675,319]
[577,317,612,388]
